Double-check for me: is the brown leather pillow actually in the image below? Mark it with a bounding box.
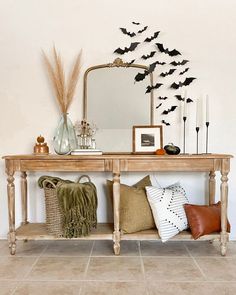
[184,202,230,240]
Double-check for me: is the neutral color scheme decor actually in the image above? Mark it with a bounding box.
[133,125,163,154]
[146,183,189,242]
[3,153,232,256]
[42,47,82,154]
[107,175,155,233]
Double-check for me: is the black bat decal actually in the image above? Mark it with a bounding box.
[138,26,148,34]
[132,21,140,25]
[162,105,178,115]
[120,27,136,37]
[162,120,170,126]
[160,69,176,77]
[141,51,156,60]
[134,70,149,82]
[170,77,196,89]
[156,43,181,57]
[179,68,189,75]
[175,95,194,103]
[148,61,160,73]
[145,83,163,93]
[156,103,162,109]
[134,61,165,82]
[114,42,139,54]
[144,31,160,42]
[175,95,184,101]
[158,96,168,100]
[170,59,189,66]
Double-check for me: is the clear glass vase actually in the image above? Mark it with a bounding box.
[53,113,77,155]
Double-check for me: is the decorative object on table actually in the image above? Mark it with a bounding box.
[114,23,197,122]
[155,148,166,155]
[74,119,98,150]
[164,143,181,155]
[42,46,82,155]
[205,95,210,154]
[132,125,163,154]
[53,113,77,155]
[184,202,230,240]
[70,149,102,156]
[107,175,155,233]
[38,175,97,238]
[195,98,201,154]
[33,135,49,155]
[145,182,189,242]
[182,91,187,154]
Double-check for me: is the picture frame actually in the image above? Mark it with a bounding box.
[132,125,163,154]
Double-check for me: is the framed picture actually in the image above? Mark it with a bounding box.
[132,125,163,154]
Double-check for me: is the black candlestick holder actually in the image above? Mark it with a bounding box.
[205,121,210,154]
[183,116,187,154]
[196,126,200,154]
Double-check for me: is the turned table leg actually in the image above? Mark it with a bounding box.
[21,172,28,225]
[6,161,16,255]
[209,171,216,205]
[112,170,121,255]
[220,159,230,256]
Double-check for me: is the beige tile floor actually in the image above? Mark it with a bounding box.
[0,240,236,294]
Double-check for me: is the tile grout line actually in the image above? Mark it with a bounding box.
[10,242,50,295]
[79,241,95,295]
[138,241,150,295]
[184,243,207,279]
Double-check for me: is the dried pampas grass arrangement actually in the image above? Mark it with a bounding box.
[42,46,82,114]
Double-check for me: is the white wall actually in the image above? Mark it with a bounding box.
[0,0,236,239]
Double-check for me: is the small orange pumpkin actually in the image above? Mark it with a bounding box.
[155,148,166,155]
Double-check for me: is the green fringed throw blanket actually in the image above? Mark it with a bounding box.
[38,175,97,238]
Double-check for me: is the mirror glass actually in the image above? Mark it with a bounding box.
[83,59,153,152]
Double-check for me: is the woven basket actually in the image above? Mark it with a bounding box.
[42,179,63,236]
[42,175,91,237]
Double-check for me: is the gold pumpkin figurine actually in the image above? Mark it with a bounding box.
[34,135,49,154]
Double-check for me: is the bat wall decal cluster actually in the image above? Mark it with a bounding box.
[114,22,198,125]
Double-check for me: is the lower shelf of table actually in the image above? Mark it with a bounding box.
[15,223,221,241]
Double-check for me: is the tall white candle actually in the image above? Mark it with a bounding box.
[183,90,187,117]
[196,98,201,127]
[206,95,209,122]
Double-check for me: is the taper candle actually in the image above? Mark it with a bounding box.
[196,99,199,127]
[183,90,187,117]
[206,95,209,122]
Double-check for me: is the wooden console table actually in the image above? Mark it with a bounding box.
[3,153,232,256]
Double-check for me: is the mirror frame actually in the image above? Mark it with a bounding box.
[83,58,154,125]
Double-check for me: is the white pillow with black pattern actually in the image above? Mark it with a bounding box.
[145,183,189,242]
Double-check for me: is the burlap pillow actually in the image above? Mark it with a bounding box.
[107,175,155,233]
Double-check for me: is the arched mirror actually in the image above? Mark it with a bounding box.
[83,58,154,152]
